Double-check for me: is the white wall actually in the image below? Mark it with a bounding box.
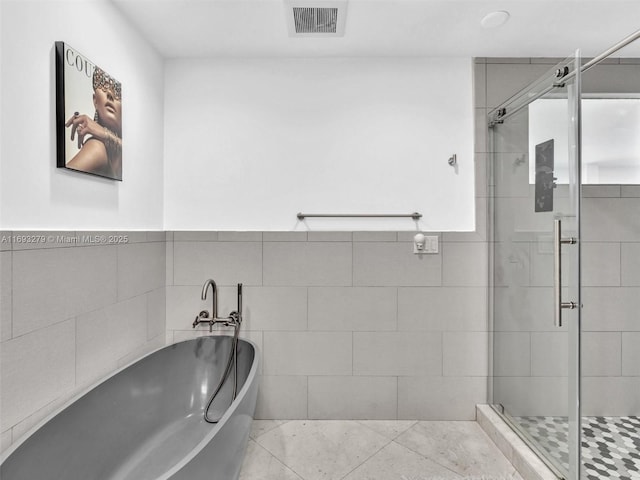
[164,58,474,231]
[0,0,164,230]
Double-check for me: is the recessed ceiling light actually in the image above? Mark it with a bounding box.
[481,10,510,29]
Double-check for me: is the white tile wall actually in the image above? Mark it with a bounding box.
[397,287,487,332]
[581,242,621,287]
[442,242,488,287]
[117,242,166,300]
[12,245,117,337]
[582,198,640,242]
[146,287,167,341]
[263,331,352,376]
[621,185,640,197]
[492,377,568,417]
[255,376,308,419]
[1,320,76,428]
[582,287,640,331]
[443,332,489,376]
[264,242,352,286]
[621,332,640,376]
[173,241,262,286]
[166,229,489,420]
[581,332,622,377]
[398,376,487,420]
[582,377,640,416]
[353,241,443,287]
[307,376,397,419]
[0,233,167,453]
[530,332,568,377]
[308,287,396,331]
[353,332,442,376]
[621,243,640,286]
[493,242,531,288]
[76,295,149,385]
[242,287,308,331]
[493,332,531,377]
[1,251,12,342]
[493,286,558,332]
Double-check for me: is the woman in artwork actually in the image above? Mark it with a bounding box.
[65,67,122,180]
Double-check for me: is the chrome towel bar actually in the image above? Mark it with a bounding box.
[297,212,422,221]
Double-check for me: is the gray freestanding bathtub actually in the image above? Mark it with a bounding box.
[0,336,259,480]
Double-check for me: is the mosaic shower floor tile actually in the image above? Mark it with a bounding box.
[515,415,640,479]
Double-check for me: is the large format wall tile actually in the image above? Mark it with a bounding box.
[582,377,640,416]
[166,285,204,330]
[117,242,166,300]
[308,376,397,419]
[398,287,487,332]
[582,198,640,242]
[263,332,352,376]
[530,332,568,377]
[76,296,148,386]
[263,242,352,286]
[581,242,621,287]
[353,242,441,286]
[1,320,76,428]
[308,287,396,331]
[582,287,640,331]
[353,332,442,376]
[493,332,531,377]
[443,332,488,377]
[492,376,567,417]
[621,242,640,286]
[398,376,487,420]
[493,286,558,332]
[581,332,622,377]
[12,246,117,337]
[173,241,263,286]
[147,287,166,341]
[442,242,488,287]
[1,251,12,342]
[622,332,640,376]
[242,287,308,331]
[254,375,307,419]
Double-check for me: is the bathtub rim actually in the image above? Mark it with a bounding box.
[0,335,260,478]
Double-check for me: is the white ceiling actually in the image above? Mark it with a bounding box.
[111,0,640,59]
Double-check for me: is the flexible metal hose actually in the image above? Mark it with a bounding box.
[204,321,241,424]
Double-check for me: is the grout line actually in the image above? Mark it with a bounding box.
[252,437,307,479]
[10,248,13,340]
[304,375,309,419]
[73,316,78,387]
[337,431,394,480]
[396,376,399,420]
[395,287,399,332]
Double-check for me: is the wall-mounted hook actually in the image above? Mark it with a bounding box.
[448,154,457,167]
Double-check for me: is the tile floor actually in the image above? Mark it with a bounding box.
[239,420,523,480]
[516,415,640,480]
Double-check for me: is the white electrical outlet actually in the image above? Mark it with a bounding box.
[414,235,438,254]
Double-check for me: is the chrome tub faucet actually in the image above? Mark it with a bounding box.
[193,279,243,332]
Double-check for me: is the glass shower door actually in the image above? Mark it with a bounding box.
[489,53,582,480]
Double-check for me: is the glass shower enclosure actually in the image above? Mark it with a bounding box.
[488,52,582,479]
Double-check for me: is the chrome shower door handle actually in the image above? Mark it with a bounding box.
[554,218,577,327]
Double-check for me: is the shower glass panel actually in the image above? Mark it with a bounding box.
[489,53,582,480]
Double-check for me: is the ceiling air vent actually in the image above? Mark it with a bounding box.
[285,0,347,37]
